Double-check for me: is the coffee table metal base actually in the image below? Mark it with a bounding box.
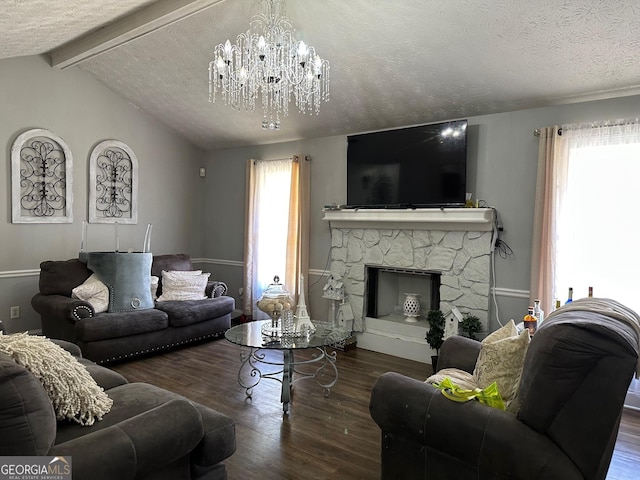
[237,346,338,413]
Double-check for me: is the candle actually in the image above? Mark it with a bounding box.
[80,220,86,251]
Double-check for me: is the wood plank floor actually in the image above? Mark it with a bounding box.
[110,338,640,479]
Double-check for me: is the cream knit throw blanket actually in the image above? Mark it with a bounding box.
[0,333,113,426]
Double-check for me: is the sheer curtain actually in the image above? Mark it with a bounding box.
[532,119,640,311]
[530,126,567,312]
[243,155,310,319]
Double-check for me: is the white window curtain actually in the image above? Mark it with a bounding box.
[243,155,310,320]
[531,119,640,312]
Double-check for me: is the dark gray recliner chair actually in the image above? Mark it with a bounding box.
[0,340,235,480]
[370,304,639,479]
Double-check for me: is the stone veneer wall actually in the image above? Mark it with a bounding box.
[329,228,493,331]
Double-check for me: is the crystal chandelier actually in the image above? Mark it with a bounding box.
[208,0,330,130]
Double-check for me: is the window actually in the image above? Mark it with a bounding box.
[243,156,310,319]
[555,123,640,311]
[251,159,293,307]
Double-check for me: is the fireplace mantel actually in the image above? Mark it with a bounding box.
[322,208,495,232]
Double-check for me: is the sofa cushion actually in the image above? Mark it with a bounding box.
[157,270,210,302]
[75,309,169,342]
[55,382,235,469]
[39,259,92,296]
[0,351,56,455]
[156,296,235,327]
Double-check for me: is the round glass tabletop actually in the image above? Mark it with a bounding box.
[225,320,350,350]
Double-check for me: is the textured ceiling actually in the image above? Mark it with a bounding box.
[3,0,640,150]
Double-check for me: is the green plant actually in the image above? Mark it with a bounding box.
[459,314,483,340]
[425,310,445,353]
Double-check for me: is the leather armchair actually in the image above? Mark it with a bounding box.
[370,309,639,479]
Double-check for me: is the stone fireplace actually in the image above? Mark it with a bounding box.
[323,208,495,363]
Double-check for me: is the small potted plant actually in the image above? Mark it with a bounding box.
[459,314,483,340]
[425,310,445,371]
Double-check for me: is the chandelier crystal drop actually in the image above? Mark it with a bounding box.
[208,0,330,130]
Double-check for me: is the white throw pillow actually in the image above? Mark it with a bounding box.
[473,320,530,409]
[157,270,210,301]
[150,275,159,300]
[71,273,109,313]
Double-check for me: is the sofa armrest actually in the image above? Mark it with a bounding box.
[206,280,228,298]
[437,334,482,373]
[32,293,94,321]
[370,372,581,479]
[50,399,204,480]
[32,293,95,342]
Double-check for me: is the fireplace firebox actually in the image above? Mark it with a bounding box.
[365,265,441,321]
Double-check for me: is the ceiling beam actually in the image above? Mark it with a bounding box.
[50,0,226,69]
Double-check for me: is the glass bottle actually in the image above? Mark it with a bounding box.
[524,306,538,336]
[588,286,593,298]
[565,287,573,304]
[533,299,544,324]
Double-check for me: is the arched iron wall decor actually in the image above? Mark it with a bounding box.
[89,140,138,224]
[11,128,74,223]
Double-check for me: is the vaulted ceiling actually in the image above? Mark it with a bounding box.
[4,0,640,150]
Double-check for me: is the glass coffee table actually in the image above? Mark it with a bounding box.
[225,320,351,413]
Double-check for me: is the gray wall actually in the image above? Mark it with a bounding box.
[203,94,640,332]
[0,55,205,333]
[4,54,640,336]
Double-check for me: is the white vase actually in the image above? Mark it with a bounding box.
[403,293,421,322]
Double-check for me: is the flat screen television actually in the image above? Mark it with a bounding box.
[346,120,468,208]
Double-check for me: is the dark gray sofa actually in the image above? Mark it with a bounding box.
[0,339,235,480]
[31,253,235,364]
[370,307,639,480]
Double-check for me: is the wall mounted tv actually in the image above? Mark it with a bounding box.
[346,119,468,208]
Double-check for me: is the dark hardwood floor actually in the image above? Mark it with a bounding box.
[111,338,640,480]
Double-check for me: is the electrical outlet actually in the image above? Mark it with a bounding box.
[10,306,20,319]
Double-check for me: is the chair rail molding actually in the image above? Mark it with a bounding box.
[0,269,40,279]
